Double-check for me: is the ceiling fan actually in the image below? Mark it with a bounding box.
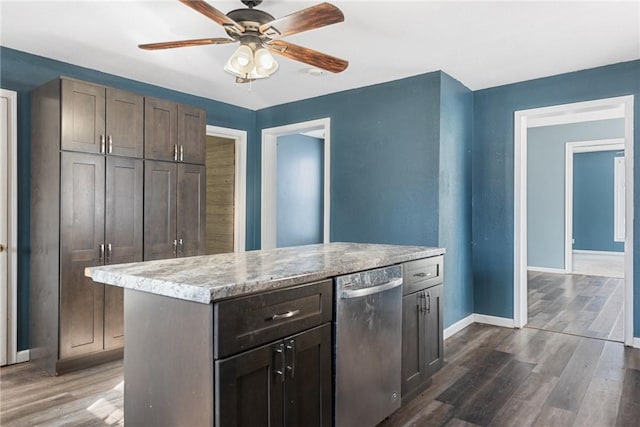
[139,0,349,83]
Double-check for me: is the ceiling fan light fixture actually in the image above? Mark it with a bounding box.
[227,44,255,74]
[254,48,278,76]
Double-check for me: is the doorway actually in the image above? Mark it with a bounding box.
[1,88,18,365]
[261,118,330,250]
[205,125,247,253]
[514,95,635,346]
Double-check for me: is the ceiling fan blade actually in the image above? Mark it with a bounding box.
[260,2,344,39]
[179,0,244,34]
[139,38,235,50]
[267,40,348,73]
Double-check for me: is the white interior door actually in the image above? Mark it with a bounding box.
[1,88,18,366]
[1,93,9,366]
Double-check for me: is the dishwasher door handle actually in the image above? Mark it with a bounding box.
[340,278,403,299]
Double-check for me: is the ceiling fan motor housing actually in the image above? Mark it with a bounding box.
[225,8,275,37]
[240,0,262,7]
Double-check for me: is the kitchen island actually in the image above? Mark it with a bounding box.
[85,242,445,426]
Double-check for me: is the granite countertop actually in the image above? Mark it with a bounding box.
[85,242,444,304]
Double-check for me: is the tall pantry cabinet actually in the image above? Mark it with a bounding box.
[30,77,206,375]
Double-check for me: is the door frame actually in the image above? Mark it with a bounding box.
[205,125,247,253]
[1,88,19,365]
[514,95,635,347]
[261,118,330,250]
[564,138,625,274]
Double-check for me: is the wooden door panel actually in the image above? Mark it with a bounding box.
[144,160,177,261]
[284,324,332,427]
[177,103,205,164]
[215,341,284,427]
[106,157,143,264]
[60,152,105,358]
[177,163,206,257]
[61,79,105,154]
[401,291,426,397]
[104,157,143,349]
[144,97,177,161]
[106,88,144,158]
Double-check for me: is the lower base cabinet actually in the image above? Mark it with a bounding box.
[401,257,444,401]
[216,323,332,427]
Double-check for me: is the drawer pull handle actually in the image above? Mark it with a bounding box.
[414,272,433,278]
[271,309,300,321]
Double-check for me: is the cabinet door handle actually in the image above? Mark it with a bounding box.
[427,291,431,313]
[285,339,295,378]
[178,238,183,256]
[270,309,300,321]
[419,291,426,314]
[106,243,112,264]
[274,343,285,382]
[414,272,427,278]
[107,135,113,154]
[99,244,105,264]
[100,135,106,154]
[173,144,178,161]
[172,239,177,256]
[179,145,184,162]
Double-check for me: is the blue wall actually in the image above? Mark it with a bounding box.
[472,60,640,338]
[574,150,625,253]
[439,73,474,326]
[276,134,324,247]
[256,72,442,248]
[0,47,256,350]
[527,119,625,269]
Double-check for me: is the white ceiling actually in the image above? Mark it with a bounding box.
[1,1,638,110]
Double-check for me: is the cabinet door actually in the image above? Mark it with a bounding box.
[60,152,105,359]
[144,160,177,261]
[177,103,205,164]
[105,88,144,158]
[425,284,444,377]
[216,341,284,427]
[61,79,106,154]
[104,157,143,349]
[284,324,332,427]
[401,291,427,398]
[144,97,178,161]
[177,163,206,257]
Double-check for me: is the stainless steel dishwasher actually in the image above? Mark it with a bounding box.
[334,265,403,427]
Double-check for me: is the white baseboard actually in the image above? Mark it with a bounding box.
[444,314,474,340]
[632,338,640,349]
[473,314,516,328]
[444,313,515,340]
[527,266,567,274]
[16,349,30,363]
[573,250,624,257]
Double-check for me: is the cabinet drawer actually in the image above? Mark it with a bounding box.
[214,280,333,359]
[403,256,443,295]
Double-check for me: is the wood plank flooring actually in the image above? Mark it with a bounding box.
[2,324,639,426]
[527,271,624,342]
[380,324,640,427]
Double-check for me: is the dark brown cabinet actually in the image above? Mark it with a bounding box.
[216,324,332,427]
[59,152,143,359]
[61,78,143,157]
[144,160,206,261]
[31,76,204,375]
[144,97,205,164]
[401,256,444,402]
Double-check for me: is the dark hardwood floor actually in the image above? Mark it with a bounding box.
[527,271,624,342]
[380,324,640,427]
[2,324,639,426]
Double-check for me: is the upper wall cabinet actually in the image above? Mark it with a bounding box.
[61,78,144,157]
[144,97,205,164]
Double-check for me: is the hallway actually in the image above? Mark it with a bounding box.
[527,271,623,342]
